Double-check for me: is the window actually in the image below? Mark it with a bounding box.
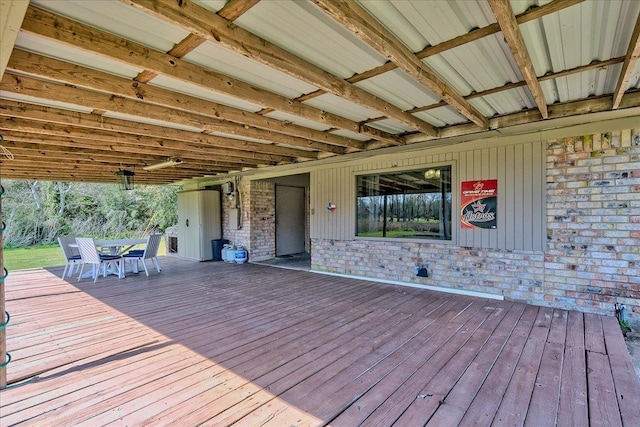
[356,166,452,240]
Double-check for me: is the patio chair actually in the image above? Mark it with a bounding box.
[57,235,81,279]
[75,237,123,283]
[123,233,162,276]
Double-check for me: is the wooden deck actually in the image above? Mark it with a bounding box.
[1,257,638,426]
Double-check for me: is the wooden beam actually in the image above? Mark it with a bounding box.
[612,13,640,109]
[123,0,438,137]
[167,33,206,58]
[4,145,254,173]
[136,33,208,83]
[0,99,319,160]
[0,123,286,166]
[405,90,640,143]
[0,74,345,158]
[11,29,365,151]
[0,100,318,161]
[342,0,585,86]
[269,0,585,110]
[488,0,548,119]
[217,0,261,21]
[312,0,488,129]
[0,132,264,177]
[0,162,211,183]
[406,57,626,115]
[21,5,381,148]
[1,157,236,175]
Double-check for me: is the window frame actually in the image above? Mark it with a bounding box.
[354,162,457,243]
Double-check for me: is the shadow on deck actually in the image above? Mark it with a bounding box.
[1,256,639,426]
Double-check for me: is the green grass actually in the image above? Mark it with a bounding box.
[3,238,167,271]
[3,244,65,270]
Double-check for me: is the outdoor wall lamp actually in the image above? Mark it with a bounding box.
[115,169,135,190]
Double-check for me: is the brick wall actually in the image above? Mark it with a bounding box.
[249,180,276,261]
[545,129,640,320]
[221,179,250,255]
[311,128,640,323]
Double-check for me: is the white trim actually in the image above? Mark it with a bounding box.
[311,270,505,301]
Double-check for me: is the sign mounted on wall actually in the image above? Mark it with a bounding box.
[461,179,497,229]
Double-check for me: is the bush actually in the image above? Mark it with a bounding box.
[1,180,178,247]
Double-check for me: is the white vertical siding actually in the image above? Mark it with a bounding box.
[311,166,356,240]
[311,139,545,251]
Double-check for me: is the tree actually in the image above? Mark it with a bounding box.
[1,180,179,247]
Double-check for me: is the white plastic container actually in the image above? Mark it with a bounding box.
[222,244,235,263]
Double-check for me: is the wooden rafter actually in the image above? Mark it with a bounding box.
[407,57,626,115]
[168,33,207,58]
[20,6,380,149]
[0,120,294,166]
[488,0,548,119]
[123,0,438,137]
[217,0,261,21]
[312,0,488,129]
[401,90,640,144]
[0,100,317,160]
[613,13,640,109]
[135,0,257,85]
[5,51,350,155]
[135,33,207,83]
[305,0,585,101]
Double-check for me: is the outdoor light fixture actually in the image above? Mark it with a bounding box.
[115,169,135,190]
[424,168,441,180]
[142,158,182,171]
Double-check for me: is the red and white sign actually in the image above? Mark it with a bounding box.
[461,179,498,229]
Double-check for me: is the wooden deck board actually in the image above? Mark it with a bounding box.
[524,309,567,425]
[456,304,539,426]
[557,310,589,427]
[388,301,517,426]
[601,315,640,427]
[484,306,553,425]
[419,303,526,426]
[1,257,638,426]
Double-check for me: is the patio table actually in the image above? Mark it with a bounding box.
[95,239,147,278]
[95,238,147,256]
[71,238,147,279]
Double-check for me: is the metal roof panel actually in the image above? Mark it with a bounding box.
[31,0,189,52]
[235,1,387,79]
[104,112,205,133]
[0,91,94,114]
[354,69,441,110]
[264,111,332,132]
[416,105,469,127]
[366,119,414,134]
[304,93,380,122]
[149,74,265,113]
[329,129,371,142]
[14,32,142,80]
[184,42,318,99]
[520,0,640,103]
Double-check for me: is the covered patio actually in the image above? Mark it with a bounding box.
[1,257,638,426]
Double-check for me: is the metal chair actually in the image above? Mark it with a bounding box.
[75,237,123,282]
[57,235,81,279]
[123,234,162,276]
